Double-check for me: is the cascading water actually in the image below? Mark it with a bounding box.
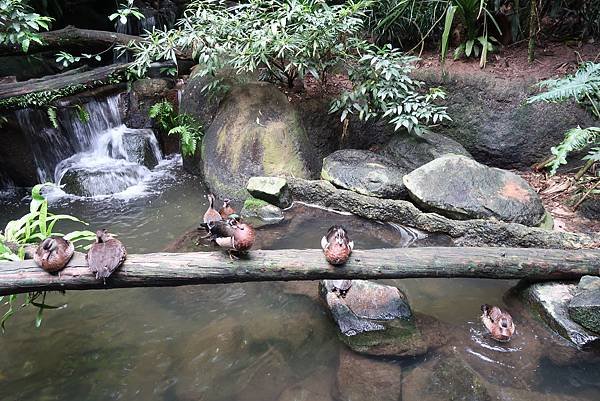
[14,94,165,197]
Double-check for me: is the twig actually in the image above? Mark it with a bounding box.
[573,179,600,210]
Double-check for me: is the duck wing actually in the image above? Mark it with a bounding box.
[87,239,127,280]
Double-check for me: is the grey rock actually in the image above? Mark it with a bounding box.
[240,197,284,225]
[319,280,445,356]
[118,128,161,169]
[403,155,546,226]
[246,176,292,208]
[321,149,408,199]
[568,276,600,334]
[379,130,471,171]
[416,70,600,169]
[59,163,149,197]
[579,197,600,220]
[200,82,313,200]
[523,282,600,348]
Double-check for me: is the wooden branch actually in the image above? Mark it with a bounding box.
[0,63,130,101]
[0,26,141,56]
[0,247,599,295]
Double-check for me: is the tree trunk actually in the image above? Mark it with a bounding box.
[528,0,538,63]
[0,63,130,101]
[0,26,141,56]
[0,247,598,295]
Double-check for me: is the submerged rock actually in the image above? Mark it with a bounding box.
[321,149,408,199]
[402,352,492,401]
[523,281,600,348]
[379,130,471,171]
[200,82,314,199]
[335,347,402,401]
[59,162,149,197]
[403,155,546,226]
[246,176,293,208]
[319,280,445,357]
[568,276,600,335]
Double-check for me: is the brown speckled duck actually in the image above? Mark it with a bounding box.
[321,226,354,266]
[87,229,127,281]
[481,304,515,342]
[203,194,222,225]
[206,216,256,258]
[219,198,236,219]
[34,237,74,273]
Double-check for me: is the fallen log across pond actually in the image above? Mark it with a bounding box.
[0,247,599,295]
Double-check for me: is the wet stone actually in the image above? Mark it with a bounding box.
[568,276,600,335]
[241,196,284,223]
[246,176,293,208]
[319,280,444,357]
[523,281,600,348]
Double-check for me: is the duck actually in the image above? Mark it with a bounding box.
[219,198,236,219]
[203,193,222,225]
[87,229,127,282]
[481,304,515,342]
[33,236,74,273]
[206,216,256,258]
[321,225,354,266]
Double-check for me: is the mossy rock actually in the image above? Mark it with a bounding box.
[241,196,284,226]
[201,82,314,200]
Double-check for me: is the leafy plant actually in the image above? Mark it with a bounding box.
[527,62,600,183]
[0,183,96,330]
[109,0,145,26]
[75,104,90,123]
[0,0,53,52]
[55,51,102,68]
[149,100,204,156]
[441,0,500,68]
[330,43,450,135]
[47,106,58,129]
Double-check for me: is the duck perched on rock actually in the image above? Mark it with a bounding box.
[481,304,515,342]
[203,193,222,225]
[219,198,236,219]
[33,236,74,273]
[87,229,127,282]
[205,215,256,258]
[321,225,354,266]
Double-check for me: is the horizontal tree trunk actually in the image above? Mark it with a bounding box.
[0,26,141,56]
[0,247,598,295]
[0,63,130,100]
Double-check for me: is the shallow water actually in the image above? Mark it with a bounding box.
[1,163,599,401]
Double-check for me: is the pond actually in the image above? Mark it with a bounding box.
[1,160,598,401]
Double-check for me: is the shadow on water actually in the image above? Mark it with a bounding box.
[0,170,599,401]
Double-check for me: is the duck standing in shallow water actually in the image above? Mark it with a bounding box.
[206,216,255,258]
[321,225,354,266]
[219,198,236,219]
[34,237,74,273]
[481,304,515,342]
[87,229,127,282]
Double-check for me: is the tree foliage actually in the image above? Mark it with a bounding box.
[149,100,204,157]
[0,0,52,52]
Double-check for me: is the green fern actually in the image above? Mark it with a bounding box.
[527,62,600,118]
[46,107,59,129]
[149,100,174,131]
[547,126,600,175]
[74,104,90,123]
[169,124,200,156]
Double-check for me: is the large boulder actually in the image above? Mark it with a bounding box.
[319,280,445,357]
[403,155,546,226]
[321,149,409,199]
[417,70,600,169]
[523,281,600,348]
[568,276,600,334]
[200,82,314,200]
[379,131,471,171]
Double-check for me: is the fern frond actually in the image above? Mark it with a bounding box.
[75,104,90,123]
[583,146,600,163]
[527,62,600,105]
[547,126,600,175]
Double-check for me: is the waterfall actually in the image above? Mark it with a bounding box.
[14,94,164,197]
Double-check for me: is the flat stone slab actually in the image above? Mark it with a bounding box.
[246,176,292,208]
[524,282,600,348]
[321,149,409,199]
[403,154,546,226]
